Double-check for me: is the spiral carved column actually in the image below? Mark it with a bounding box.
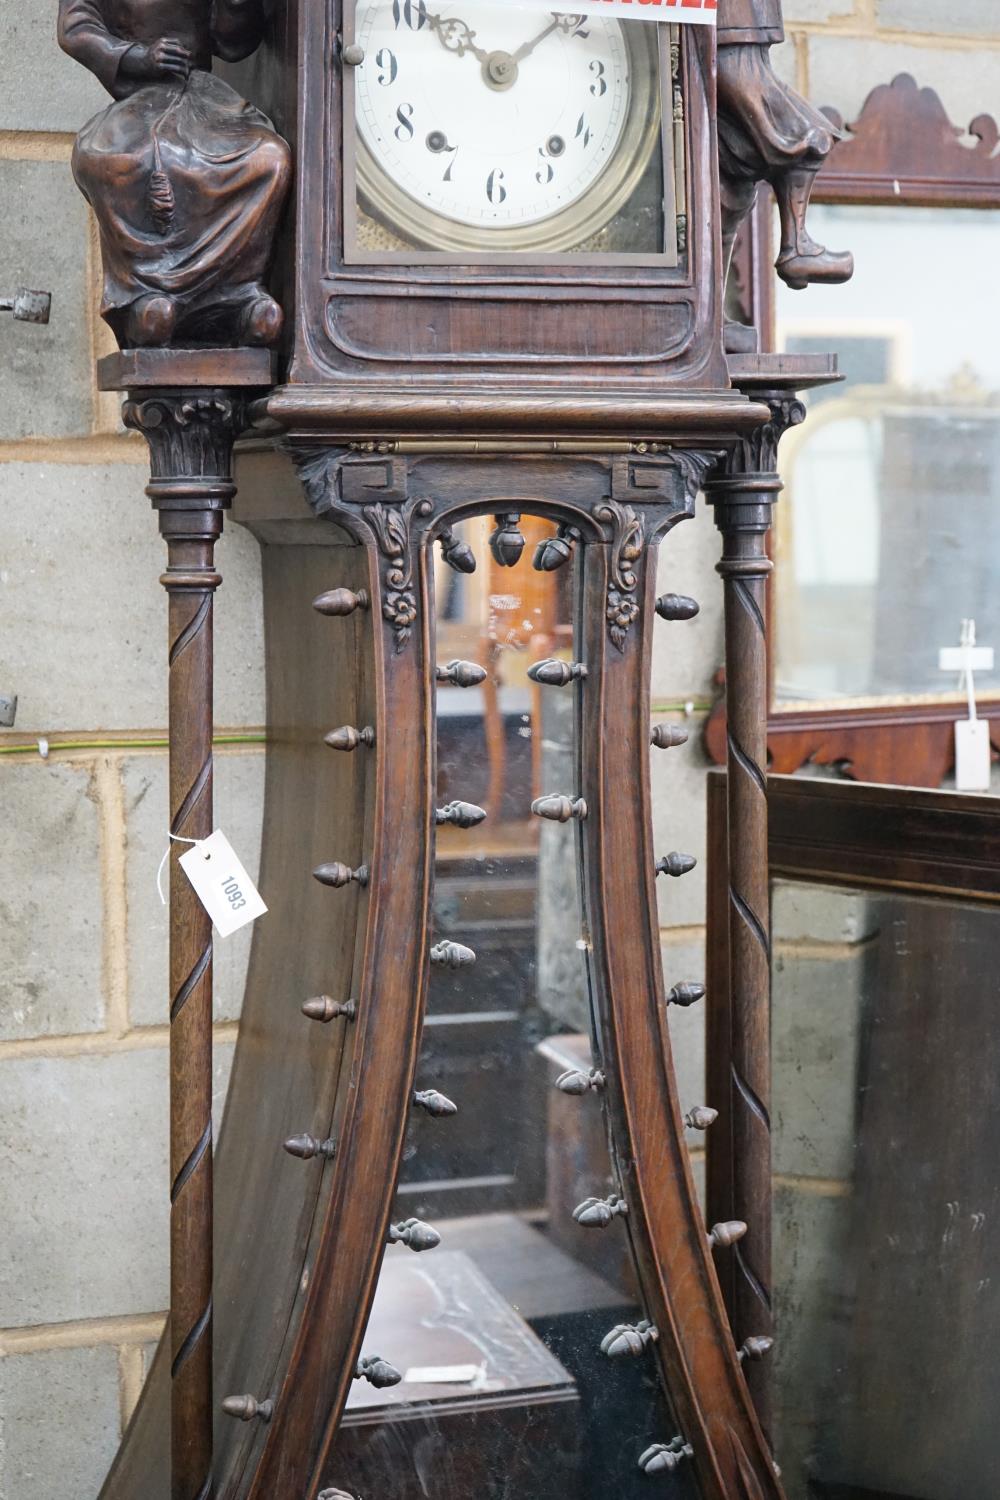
[704,396,805,1437]
[123,392,244,1500]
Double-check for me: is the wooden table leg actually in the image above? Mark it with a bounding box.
[704,395,805,1439]
[124,391,243,1500]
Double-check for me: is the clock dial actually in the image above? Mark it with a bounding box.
[351,2,663,253]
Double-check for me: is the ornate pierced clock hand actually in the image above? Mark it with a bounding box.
[426,13,490,65]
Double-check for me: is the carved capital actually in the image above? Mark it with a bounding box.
[722,395,806,480]
[123,390,247,490]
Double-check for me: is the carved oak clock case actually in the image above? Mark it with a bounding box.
[82,3,837,1498]
[232,0,739,422]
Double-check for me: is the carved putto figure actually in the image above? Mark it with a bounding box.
[58,0,291,349]
[718,0,854,296]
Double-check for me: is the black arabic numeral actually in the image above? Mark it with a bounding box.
[395,103,415,141]
[575,112,591,149]
[535,147,554,186]
[376,47,398,85]
[486,168,507,206]
[392,0,427,29]
[589,59,607,97]
[443,146,459,182]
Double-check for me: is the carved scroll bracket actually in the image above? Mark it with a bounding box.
[597,449,720,652]
[364,498,434,654]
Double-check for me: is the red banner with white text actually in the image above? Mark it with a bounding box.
[522,0,716,21]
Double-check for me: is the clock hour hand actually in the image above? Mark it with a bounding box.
[512,12,587,64]
[426,13,490,66]
[510,17,561,64]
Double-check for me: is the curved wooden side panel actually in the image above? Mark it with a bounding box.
[100,520,371,1499]
[243,499,436,1498]
[576,520,782,1500]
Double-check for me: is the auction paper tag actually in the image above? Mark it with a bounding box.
[179,830,268,938]
[403,1364,482,1384]
[514,0,715,20]
[955,719,991,793]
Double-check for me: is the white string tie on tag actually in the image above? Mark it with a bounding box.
[156,833,202,906]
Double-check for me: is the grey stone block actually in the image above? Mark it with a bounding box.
[651,726,710,930]
[688,1151,706,1215]
[772,881,878,945]
[877,0,999,36]
[661,937,708,1143]
[0,160,94,441]
[651,509,724,704]
[0,1042,233,1327]
[773,1186,854,1494]
[0,461,265,733]
[806,36,1000,124]
[0,760,104,1042]
[784,0,855,20]
[771,35,801,90]
[124,752,266,1027]
[773,945,868,1180]
[0,1,108,133]
[0,1343,121,1500]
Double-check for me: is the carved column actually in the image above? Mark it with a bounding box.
[123,391,245,1500]
[704,395,804,1436]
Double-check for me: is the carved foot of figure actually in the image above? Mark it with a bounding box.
[776,237,855,290]
[126,294,179,347]
[239,291,284,347]
[774,167,854,289]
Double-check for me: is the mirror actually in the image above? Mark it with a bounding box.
[773,203,1000,709]
[328,517,701,1498]
[771,876,1000,1498]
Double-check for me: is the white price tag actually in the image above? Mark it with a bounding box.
[955,719,992,793]
[179,830,268,937]
[403,1364,482,1385]
[939,645,994,673]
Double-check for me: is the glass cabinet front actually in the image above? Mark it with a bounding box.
[344,6,683,262]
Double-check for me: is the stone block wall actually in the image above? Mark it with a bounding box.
[0,1,996,1495]
[0,11,267,1488]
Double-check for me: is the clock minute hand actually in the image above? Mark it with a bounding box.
[426,13,490,65]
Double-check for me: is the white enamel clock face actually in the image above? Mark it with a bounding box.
[352,2,660,252]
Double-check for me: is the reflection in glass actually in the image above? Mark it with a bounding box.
[774,204,1000,708]
[771,878,1000,1499]
[329,519,699,1498]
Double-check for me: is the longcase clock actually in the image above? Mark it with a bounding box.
[85,2,838,1497]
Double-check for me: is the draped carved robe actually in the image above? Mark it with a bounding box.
[58,0,291,340]
[716,0,838,185]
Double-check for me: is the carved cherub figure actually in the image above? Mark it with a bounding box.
[58,0,292,349]
[718,0,853,308]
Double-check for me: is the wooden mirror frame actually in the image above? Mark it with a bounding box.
[710,73,1000,788]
